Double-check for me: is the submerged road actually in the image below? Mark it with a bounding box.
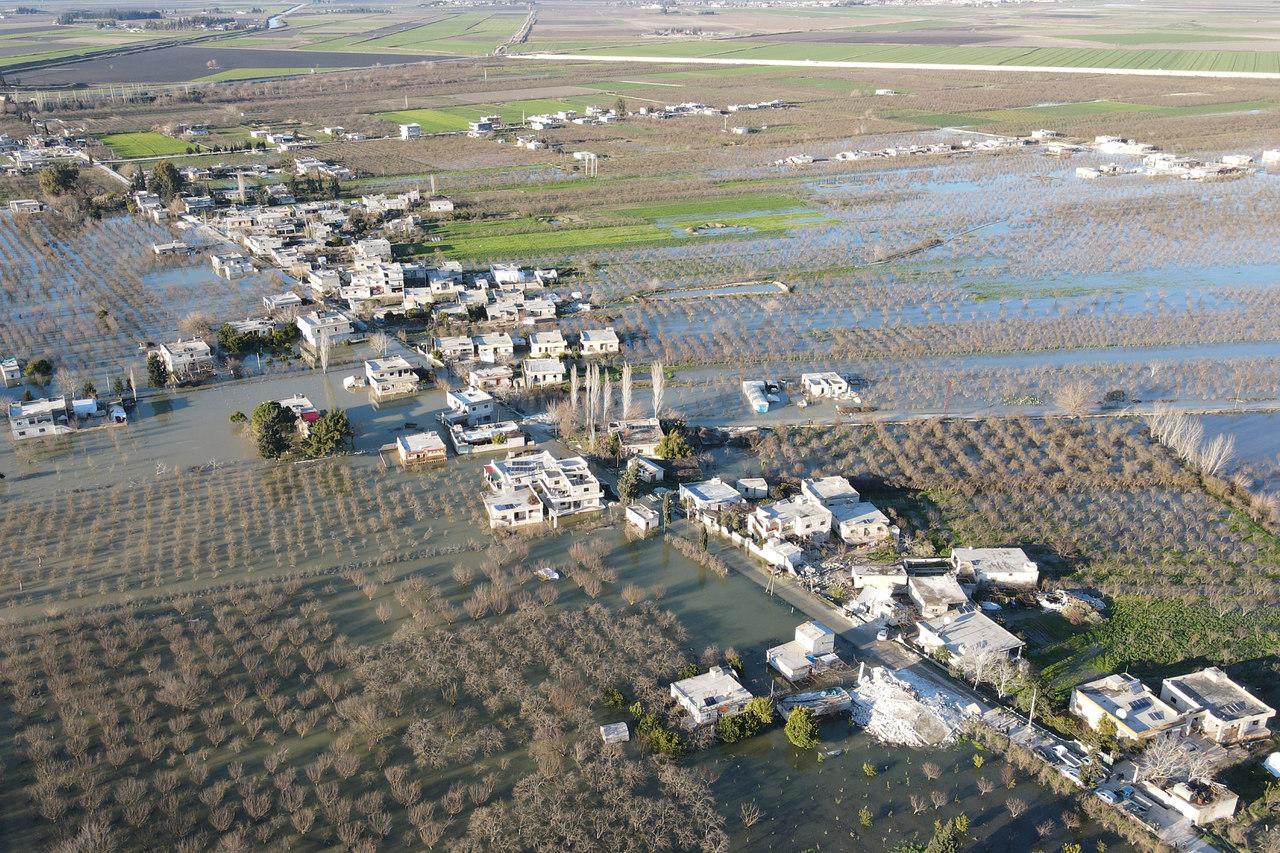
[514,52,1280,82]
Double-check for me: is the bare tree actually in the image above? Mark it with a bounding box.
[1005,797,1026,819]
[651,361,665,419]
[368,332,392,358]
[620,362,633,420]
[1053,381,1093,418]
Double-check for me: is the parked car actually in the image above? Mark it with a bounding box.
[1095,788,1119,805]
[876,628,889,642]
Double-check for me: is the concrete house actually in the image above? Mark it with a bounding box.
[427,197,454,213]
[627,456,665,483]
[397,431,447,466]
[474,333,515,363]
[399,123,421,140]
[296,310,354,349]
[800,372,850,398]
[434,335,475,361]
[670,666,753,726]
[747,498,833,543]
[1071,673,1183,743]
[483,450,605,524]
[277,394,320,437]
[736,478,768,499]
[445,388,495,427]
[365,356,420,401]
[951,547,1040,588]
[1160,668,1275,745]
[916,610,1024,661]
[483,485,545,528]
[833,502,895,546]
[467,364,514,392]
[448,420,526,456]
[158,339,215,380]
[211,252,253,278]
[9,396,71,439]
[678,478,746,514]
[0,356,21,387]
[625,503,660,533]
[579,327,620,355]
[908,574,969,618]
[528,330,567,358]
[607,417,664,457]
[522,358,566,387]
[767,621,837,681]
[799,476,860,510]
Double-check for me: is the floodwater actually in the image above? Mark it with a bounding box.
[1200,411,1280,493]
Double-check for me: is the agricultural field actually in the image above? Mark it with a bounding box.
[100,131,198,158]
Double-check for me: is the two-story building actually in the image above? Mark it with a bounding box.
[158,339,215,381]
[670,666,753,726]
[1160,667,1275,745]
[579,327,620,356]
[296,310,355,349]
[747,498,833,544]
[1070,673,1184,743]
[365,357,420,401]
[445,388,496,427]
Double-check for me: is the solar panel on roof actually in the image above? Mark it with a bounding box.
[1129,698,1153,712]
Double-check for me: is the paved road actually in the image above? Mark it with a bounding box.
[515,52,1280,82]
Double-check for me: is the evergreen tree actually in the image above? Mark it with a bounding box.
[301,409,353,458]
[145,352,169,388]
[250,401,296,459]
[784,707,819,749]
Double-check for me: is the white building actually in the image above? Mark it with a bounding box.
[766,621,837,681]
[445,388,495,426]
[607,417,664,457]
[625,503,660,533]
[1160,667,1275,745]
[829,501,891,545]
[484,486,545,528]
[427,197,454,213]
[528,330,567,358]
[399,123,422,140]
[799,476,859,510]
[678,478,746,514]
[434,335,475,361]
[907,574,968,618]
[522,358,566,387]
[211,253,253,278]
[800,372,850,398]
[951,547,1039,587]
[628,456,664,483]
[9,396,71,439]
[397,431,447,466]
[916,610,1024,660]
[1071,673,1183,743]
[263,292,304,312]
[0,356,22,387]
[670,666,753,726]
[468,364,514,392]
[747,498,832,543]
[483,450,605,524]
[736,477,768,499]
[365,357,419,400]
[579,327,620,355]
[157,339,215,380]
[296,310,354,349]
[474,333,515,363]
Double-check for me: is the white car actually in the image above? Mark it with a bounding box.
[876,628,889,642]
[1095,789,1119,805]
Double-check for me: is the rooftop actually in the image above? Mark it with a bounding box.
[398,431,446,454]
[671,665,752,709]
[801,476,860,505]
[1163,667,1273,722]
[831,500,890,526]
[909,574,969,609]
[918,610,1024,656]
[1076,673,1181,734]
[680,478,745,507]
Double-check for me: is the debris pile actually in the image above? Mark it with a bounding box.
[850,667,970,747]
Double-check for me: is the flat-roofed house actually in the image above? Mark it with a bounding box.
[580,327,620,355]
[158,339,215,381]
[799,476,860,510]
[434,335,475,361]
[607,417,664,457]
[747,498,833,543]
[522,358,566,387]
[907,574,968,618]
[474,333,514,363]
[670,666,753,726]
[767,621,837,681]
[483,450,604,524]
[397,431,447,466]
[1160,667,1275,745]
[800,372,850,398]
[678,478,746,514]
[1071,673,1184,743]
[467,364,514,392]
[9,396,71,439]
[951,547,1040,588]
[296,310,354,349]
[484,486,545,528]
[916,610,1024,661]
[365,356,420,401]
[528,330,567,358]
[832,501,896,546]
[445,388,495,426]
[0,356,21,387]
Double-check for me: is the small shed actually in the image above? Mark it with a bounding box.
[625,503,660,533]
[736,477,768,499]
[628,456,664,483]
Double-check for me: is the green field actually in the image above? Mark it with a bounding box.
[198,66,326,81]
[100,131,196,158]
[417,192,827,259]
[519,38,1280,74]
[298,11,521,55]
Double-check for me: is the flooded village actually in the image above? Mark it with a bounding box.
[2,15,1280,850]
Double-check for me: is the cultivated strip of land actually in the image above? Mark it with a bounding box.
[514,52,1280,81]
